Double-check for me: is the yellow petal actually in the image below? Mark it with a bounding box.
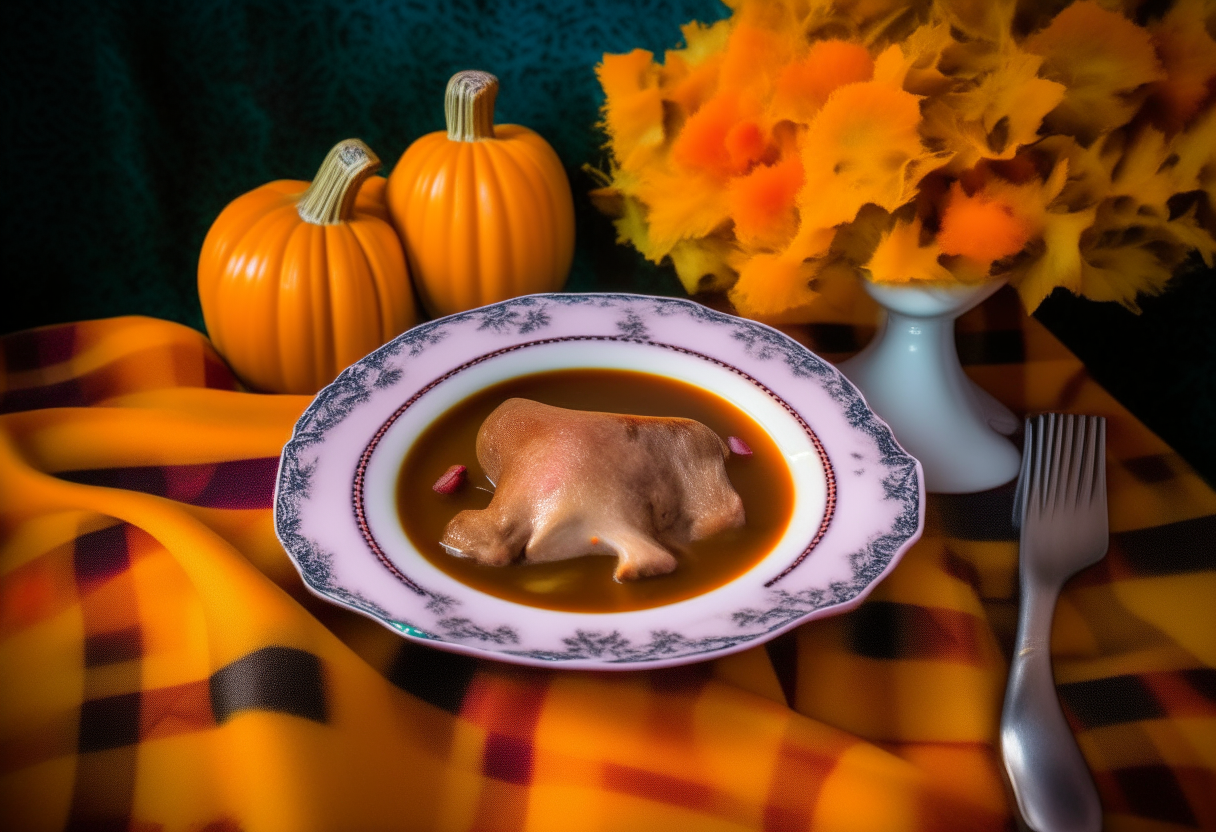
[965,50,1066,156]
[797,259,881,326]
[870,43,911,88]
[1026,0,1165,144]
[900,21,955,97]
[1146,0,1216,133]
[784,221,838,263]
[865,217,954,283]
[796,79,932,230]
[668,236,739,294]
[1079,246,1173,312]
[936,0,1015,42]
[1103,126,1176,211]
[1163,107,1216,196]
[1009,207,1098,311]
[633,165,734,258]
[610,194,657,262]
[769,39,874,125]
[919,48,1065,170]
[675,18,733,66]
[1159,206,1216,268]
[596,50,667,174]
[727,252,821,322]
[718,21,799,100]
[1067,157,1216,310]
[1033,135,1110,213]
[664,52,724,118]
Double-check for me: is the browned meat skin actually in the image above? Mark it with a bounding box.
[440,398,746,581]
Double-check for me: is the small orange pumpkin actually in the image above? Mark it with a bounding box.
[198,139,417,394]
[386,71,576,317]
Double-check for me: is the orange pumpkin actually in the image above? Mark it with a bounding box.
[386,71,576,317]
[198,139,418,394]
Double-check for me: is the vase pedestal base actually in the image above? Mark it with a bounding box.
[837,280,1021,494]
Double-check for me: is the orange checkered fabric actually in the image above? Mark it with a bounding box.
[1,297,1213,831]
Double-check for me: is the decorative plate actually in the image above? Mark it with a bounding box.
[274,293,924,669]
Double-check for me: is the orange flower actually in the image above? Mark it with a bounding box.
[725,121,767,171]
[729,154,805,247]
[937,183,1032,268]
[590,0,1216,322]
[771,39,874,124]
[672,92,767,178]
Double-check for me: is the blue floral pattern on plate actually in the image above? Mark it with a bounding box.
[274,293,923,668]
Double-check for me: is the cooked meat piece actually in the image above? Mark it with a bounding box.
[440,398,745,581]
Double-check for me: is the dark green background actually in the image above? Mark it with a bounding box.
[3,0,1213,485]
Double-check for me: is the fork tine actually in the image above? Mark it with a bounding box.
[1044,413,1064,515]
[1081,416,1096,508]
[1012,416,1034,529]
[1077,416,1097,507]
[1028,414,1042,517]
[1062,414,1080,512]
[1063,415,1077,508]
[1046,414,1061,511]
[1095,417,1107,509]
[1021,414,1108,520]
[1065,416,1074,506]
[1031,413,1049,518]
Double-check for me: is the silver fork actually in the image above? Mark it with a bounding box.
[1001,413,1108,832]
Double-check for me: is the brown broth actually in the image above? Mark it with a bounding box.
[395,368,794,612]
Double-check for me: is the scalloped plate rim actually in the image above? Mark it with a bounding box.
[272,292,925,670]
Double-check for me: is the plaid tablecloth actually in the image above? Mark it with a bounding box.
[1,291,1213,831]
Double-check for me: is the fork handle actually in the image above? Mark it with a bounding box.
[1000,583,1102,832]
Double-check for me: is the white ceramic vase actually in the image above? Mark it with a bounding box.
[836,279,1021,494]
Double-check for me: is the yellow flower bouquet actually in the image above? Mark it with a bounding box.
[590,0,1216,323]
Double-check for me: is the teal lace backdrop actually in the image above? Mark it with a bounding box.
[3,0,1213,483]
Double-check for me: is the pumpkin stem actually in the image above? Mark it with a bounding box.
[297,139,381,225]
[445,70,499,142]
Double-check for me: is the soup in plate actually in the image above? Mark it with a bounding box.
[396,368,794,612]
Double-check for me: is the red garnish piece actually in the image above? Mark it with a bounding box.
[433,464,468,495]
[727,436,753,456]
